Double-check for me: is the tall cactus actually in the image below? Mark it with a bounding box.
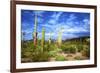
[48,32,52,45]
[33,14,38,48]
[41,27,45,50]
[57,27,63,47]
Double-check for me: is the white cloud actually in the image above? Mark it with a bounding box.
[48,19,56,24]
[51,12,62,20]
[22,22,31,28]
[42,24,51,28]
[66,14,77,22]
[82,19,90,30]
[83,19,89,23]
[62,27,88,33]
[64,14,78,27]
[37,17,44,23]
[69,14,77,20]
[62,33,78,40]
[48,12,63,24]
[34,11,45,16]
[22,28,33,34]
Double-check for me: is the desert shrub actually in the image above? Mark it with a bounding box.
[36,44,45,52]
[55,55,66,61]
[48,47,63,57]
[21,41,28,48]
[56,48,62,52]
[21,44,34,58]
[23,51,32,58]
[48,51,57,57]
[84,38,90,45]
[81,48,90,58]
[31,44,51,62]
[32,51,49,62]
[44,43,51,51]
[77,45,83,52]
[61,45,67,50]
[21,50,26,58]
[74,56,83,60]
[61,45,76,54]
[61,45,70,53]
[49,43,57,50]
[69,47,76,53]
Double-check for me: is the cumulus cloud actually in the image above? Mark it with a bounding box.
[68,14,77,21]
[48,12,63,24]
[62,27,88,33]
[33,10,45,16]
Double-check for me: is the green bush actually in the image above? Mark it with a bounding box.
[21,43,34,58]
[49,43,57,50]
[55,55,65,61]
[81,48,90,58]
[23,52,32,58]
[32,51,49,62]
[69,46,76,53]
[61,45,76,54]
[77,45,83,52]
[56,48,62,52]
[48,51,57,57]
[61,45,70,53]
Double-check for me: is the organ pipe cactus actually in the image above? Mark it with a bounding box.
[41,27,45,50]
[33,14,38,48]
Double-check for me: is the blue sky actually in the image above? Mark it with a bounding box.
[21,10,90,40]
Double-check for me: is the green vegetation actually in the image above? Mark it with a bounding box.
[21,14,90,63]
[55,55,66,61]
[41,27,45,50]
[74,56,83,60]
[21,37,90,62]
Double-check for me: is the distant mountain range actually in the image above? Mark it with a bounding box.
[22,36,90,42]
[63,36,90,41]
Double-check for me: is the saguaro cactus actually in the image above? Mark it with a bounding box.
[41,27,45,50]
[57,27,63,47]
[33,14,38,48]
[48,32,52,45]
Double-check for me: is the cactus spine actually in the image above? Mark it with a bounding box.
[41,27,45,50]
[33,14,38,48]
